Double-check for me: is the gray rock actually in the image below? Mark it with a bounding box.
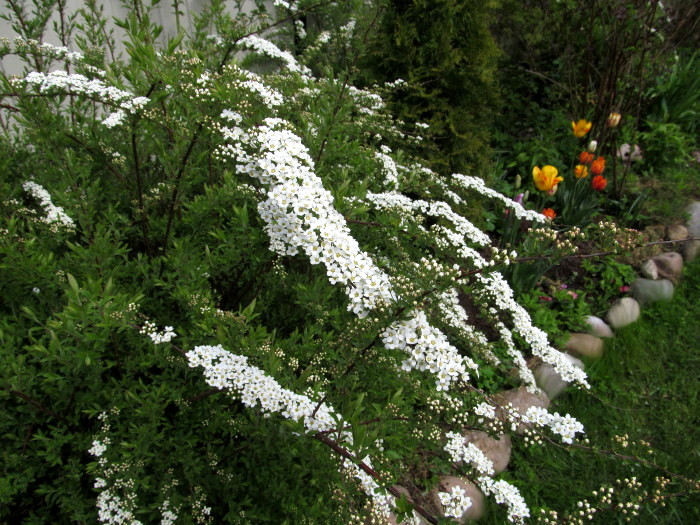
[585,316,614,338]
[606,297,641,329]
[640,259,659,280]
[461,430,512,474]
[430,476,485,523]
[632,278,674,304]
[651,252,683,283]
[533,354,585,400]
[565,333,604,359]
[665,224,688,241]
[494,387,550,433]
[687,201,700,237]
[684,239,700,262]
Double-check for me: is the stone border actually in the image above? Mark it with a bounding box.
[534,200,700,400]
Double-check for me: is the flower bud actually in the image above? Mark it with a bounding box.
[587,140,598,153]
[607,112,622,128]
[515,174,522,189]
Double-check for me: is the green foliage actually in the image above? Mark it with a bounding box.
[359,0,502,176]
[581,257,637,315]
[0,1,696,523]
[494,260,700,524]
[518,287,591,346]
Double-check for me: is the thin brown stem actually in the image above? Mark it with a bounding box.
[314,433,438,524]
[6,388,69,423]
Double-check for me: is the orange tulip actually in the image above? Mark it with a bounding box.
[542,208,557,219]
[532,165,563,192]
[571,119,592,138]
[574,164,589,178]
[590,156,606,176]
[592,175,607,191]
[578,151,594,165]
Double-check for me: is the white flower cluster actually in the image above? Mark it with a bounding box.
[495,322,538,392]
[89,439,108,457]
[88,416,143,525]
[382,311,474,391]
[241,77,284,107]
[523,406,585,444]
[294,19,306,39]
[478,477,530,524]
[444,431,495,476]
[186,344,337,431]
[375,151,399,189]
[273,0,298,13]
[23,39,83,62]
[160,499,178,525]
[474,402,497,421]
[238,35,311,77]
[222,68,285,108]
[96,489,142,525]
[365,191,491,247]
[452,174,545,223]
[140,321,177,344]
[431,225,490,269]
[218,117,487,392]
[438,486,473,519]
[22,181,75,229]
[347,85,385,115]
[186,343,420,522]
[476,272,589,387]
[13,70,148,128]
[436,288,492,363]
[218,117,395,317]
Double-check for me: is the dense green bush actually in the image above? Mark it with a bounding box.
[0,1,695,524]
[358,0,501,177]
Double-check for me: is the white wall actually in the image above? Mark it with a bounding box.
[0,0,275,75]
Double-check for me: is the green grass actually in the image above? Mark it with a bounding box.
[484,259,700,524]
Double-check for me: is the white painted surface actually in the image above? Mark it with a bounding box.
[1,0,276,75]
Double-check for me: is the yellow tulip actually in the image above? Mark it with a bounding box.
[571,119,592,138]
[532,165,563,192]
[574,164,589,178]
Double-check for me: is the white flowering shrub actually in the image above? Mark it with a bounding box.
[0,1,597,523]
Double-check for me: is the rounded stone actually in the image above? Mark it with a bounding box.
[605,297,640,329]
[640,259,659,280]
[533,354,584,400]
[650,252,683,283]
[665,224,688,241]
[686,201,700,237]
[430,475,485,523]
[565,333,604,359]
[584,316,614,338]
[631,278,674,304]
[460,430,512,474]
[684,239,700,262]
[494,386,550,432]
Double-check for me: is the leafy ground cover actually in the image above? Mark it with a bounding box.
[505,260,700,524]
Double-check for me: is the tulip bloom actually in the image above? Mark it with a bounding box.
[607,112,621,128]
[574,164,589,178]
[571,119,592,138]
[592,175,607,191]
[532,165,563,192]
[542,208,557,219]
[590,156,606,175]
[578,151,594,165]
